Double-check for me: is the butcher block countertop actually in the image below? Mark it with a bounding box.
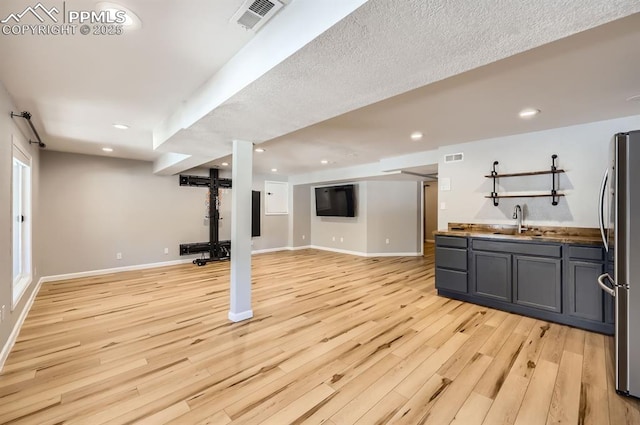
[434,223,603,246]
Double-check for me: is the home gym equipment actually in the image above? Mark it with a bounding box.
[179,169,232,266]
[179,169,261,266]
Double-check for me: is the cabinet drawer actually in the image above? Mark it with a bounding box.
[472,239,561,258]
[436,268,468,293]
[436,247,467,271]
[436,236,468,248]
[568,245,604,261]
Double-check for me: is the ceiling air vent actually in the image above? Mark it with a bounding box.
[232,0,284,32]
[444,153,464,163]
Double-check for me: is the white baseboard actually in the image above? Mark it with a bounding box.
[0,277,43,372]
[309,245,368,257]
[42,249,300,282]
[251,247,290,255]
[308,245,421,258]
[288,245,312,251]
[40,258,196,284]
[366,252,423,257]
[228,310,253,322]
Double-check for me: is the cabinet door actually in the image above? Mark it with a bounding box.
[472,251,512,302]
[567,260,605,322]
[513,256,562,313]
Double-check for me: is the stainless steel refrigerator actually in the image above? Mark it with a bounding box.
[598,130,640,398]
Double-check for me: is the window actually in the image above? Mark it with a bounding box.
[12,142,32,307]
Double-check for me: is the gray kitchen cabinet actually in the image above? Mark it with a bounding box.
[435,236,613,335]
[514,255,562,313]
[566,245,611,326]
[472,251,512,302]
[435,236,468,294]
[567,260,605,322]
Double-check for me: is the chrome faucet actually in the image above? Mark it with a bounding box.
[513,205,525,234]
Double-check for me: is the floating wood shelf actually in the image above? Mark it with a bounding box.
[484,194,566,199]
[486,155,563,206]
[483,169,565,178]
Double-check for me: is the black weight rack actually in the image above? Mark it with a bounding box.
[179,169,232,266]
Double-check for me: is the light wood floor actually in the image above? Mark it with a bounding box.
[1,246,640,424]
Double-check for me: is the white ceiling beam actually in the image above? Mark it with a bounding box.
[379,150,440,173]
[153,152,216,175]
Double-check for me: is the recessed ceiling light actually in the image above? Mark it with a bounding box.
[221,162,229,166]
[519,108,541,118]
[255,148,265,153]
[102,147,114,152]
[627,94,640,102]
[113,123,129,130]
[271,168,278,172]
[321,160,329,164]
[96,3,142,30]
[410,131,423,141]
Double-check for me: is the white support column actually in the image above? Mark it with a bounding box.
[228,140,253,322]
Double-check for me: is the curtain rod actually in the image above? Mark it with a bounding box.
[10,111,46,148]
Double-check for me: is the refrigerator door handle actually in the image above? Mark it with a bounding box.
[598,168,609,251]
[597,273,616,297]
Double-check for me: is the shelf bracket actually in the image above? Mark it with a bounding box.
[490,161,499,206]
[551,154,559,205]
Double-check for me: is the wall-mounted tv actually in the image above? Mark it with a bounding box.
[315,184,356,217]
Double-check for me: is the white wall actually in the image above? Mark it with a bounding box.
[311,182,368,253]
[0,82,42,366]
[39,153,291,277]
[366,181,421,254]
[217,172,289,251]
[438,115,640,230]
[291,184,311,248]
[309,180,422,255]
[39,152,209,276]
[424,183,438,241]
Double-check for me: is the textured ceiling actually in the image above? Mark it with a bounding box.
[158,0,640,175]
[238,12,640,175]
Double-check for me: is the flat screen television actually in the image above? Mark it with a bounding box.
[315,184,356,217]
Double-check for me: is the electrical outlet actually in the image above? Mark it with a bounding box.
[440,202,447,210]
[1,305,5,322]
[302,235,305,240]
[164,248,169,255]
[116,252,122,260]
[340,237,344,243]
[332,236,336,242]
[385,238,390,244]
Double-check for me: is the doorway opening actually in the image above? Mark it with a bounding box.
[423,182,438,237]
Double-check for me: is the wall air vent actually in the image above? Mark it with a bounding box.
[232,0,284,32]
[444,153,464,163]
